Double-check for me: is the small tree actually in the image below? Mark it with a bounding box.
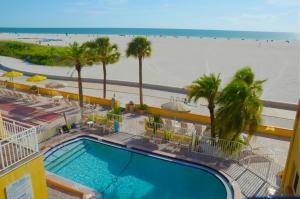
[85,38,120,98]
[126,37,151,105]
[216,67,265,143]
[66,42,96,113]
[186,73,221,138]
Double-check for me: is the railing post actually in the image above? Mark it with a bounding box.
[266,159,272,183]
[0,146,4,170]
[33,128,39,151]
[191,130,196,151]
[13,120,17,135]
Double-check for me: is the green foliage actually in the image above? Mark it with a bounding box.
[126,37,151,59]
[84,37,120,65]
[0,41,71,66]
[216,66,265,143]
[186,73,221,137]
[109,106,122,115]
[107,106,122,122]
[186,73,221,104]
[65,42,97,68]
[136,103,148,110]
[163,130,173,140]
[145,115,164,130]
[29,85,38,90]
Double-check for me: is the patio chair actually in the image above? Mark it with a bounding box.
[180,122,188,134]
[31,95,39,103]
[64,99,72,107]
[194,124,203,136]
[71,101,79,107]
[164,119,173,130]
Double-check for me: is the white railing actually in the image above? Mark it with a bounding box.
[240,154,283,187]
[0,118,39,172]
[192,136,252,160]
[86,112,284,188]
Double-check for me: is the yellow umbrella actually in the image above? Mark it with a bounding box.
[27,75,47,82]
[3,71,23,78]
[27,75,47,94]
[3,71,23,89]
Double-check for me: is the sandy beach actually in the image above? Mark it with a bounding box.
[0,33,299,104]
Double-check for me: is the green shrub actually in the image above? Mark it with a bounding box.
[30,85,38,91]
[135,103,148,111]
[0,41,71,66]
[163,130,173,140]
[108,106,122,122]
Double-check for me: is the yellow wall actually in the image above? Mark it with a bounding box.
[0,155,48,199]
[282,102,300,196]
[130,104,294,138]
[1,80,113,107]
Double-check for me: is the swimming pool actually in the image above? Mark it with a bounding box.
[44,137,234,199]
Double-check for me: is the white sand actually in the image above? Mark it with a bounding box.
[0,33,299,103]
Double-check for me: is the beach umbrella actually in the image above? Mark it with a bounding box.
[0,112,8,139]
[3,71,23,89]
[45,81,67,89]
[27,75,47,82]
[26,75,47,94]
[161,101,191,113]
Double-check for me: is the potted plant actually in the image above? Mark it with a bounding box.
[29,85,38,94]
[136,103,148,114]
[144,114,163,135]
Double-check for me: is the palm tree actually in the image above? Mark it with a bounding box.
[126,37,151,105]
[84,38,120,98]
[186,74,221,138]
[215,67,265,143]
[66,42,95,112]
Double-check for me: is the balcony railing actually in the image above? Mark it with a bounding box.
[0,117,39,172]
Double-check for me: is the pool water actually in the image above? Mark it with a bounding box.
[44,138,232,199]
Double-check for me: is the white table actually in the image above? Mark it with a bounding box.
[52,95,64,104]
[52,95,64,100]
[87,121,94,128]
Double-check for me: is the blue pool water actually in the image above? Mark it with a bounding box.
[44,137,233,199]
[0,27,298,41]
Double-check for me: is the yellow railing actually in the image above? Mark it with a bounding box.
[1,81,114,107]
[130,104,294,138]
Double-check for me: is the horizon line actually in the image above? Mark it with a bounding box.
[0,27,298,34]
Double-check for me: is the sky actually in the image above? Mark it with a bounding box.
[0,0,299,32]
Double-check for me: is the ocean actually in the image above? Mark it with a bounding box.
[0,28,298,41]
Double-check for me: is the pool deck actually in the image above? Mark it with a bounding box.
[41,131,283,199]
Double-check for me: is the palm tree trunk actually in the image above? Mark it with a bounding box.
[103,62,107,98]
[77,68,84,109]
[208,105,215,138]
[138,57,143,105]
